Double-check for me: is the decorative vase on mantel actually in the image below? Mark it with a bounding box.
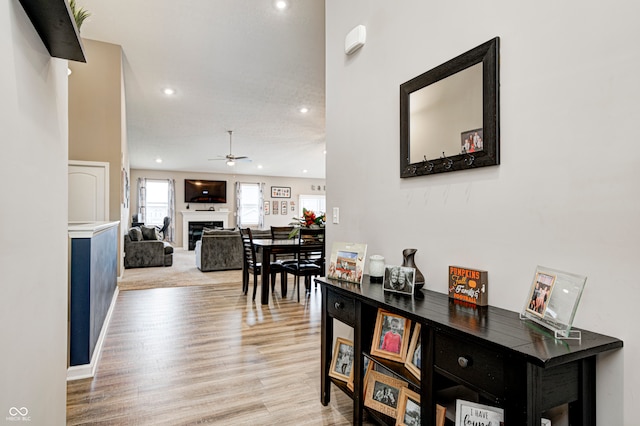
[402,248,425,290]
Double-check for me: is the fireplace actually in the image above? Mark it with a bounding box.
[180,210,230,250]
[187,221,223,250]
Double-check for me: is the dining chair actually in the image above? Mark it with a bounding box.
[240,228,284,300]
[283,228,325,302]
[270,225,296,294]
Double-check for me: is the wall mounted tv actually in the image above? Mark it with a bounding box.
[184,179,227,203]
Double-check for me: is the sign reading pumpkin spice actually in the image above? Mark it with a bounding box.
[448,266,489,306]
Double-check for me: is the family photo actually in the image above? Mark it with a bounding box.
[383,265,416,295]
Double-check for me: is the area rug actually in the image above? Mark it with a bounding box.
[118,247,243,291]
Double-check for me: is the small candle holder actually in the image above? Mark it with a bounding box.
[369,255,385,283]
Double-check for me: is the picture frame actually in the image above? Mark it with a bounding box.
[395,388,421,426]
[521,265,588,339]
[264,200,270,215]
[347,355,371,392]
[272,200,279,215]
[281,200,288,215]
[327,242,368,284]
[455,400,503,426]
[370,309,411,363]
[364,370,409,419]
[383,265,416,296]
[461,128,483,154]
[404,324,421,380]
[525,270,556,318]
[328,337,354,383]
[271,186,291,198]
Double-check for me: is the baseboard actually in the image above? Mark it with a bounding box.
[67,286,119,381]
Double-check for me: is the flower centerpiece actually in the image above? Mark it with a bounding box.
[289,208,326,237]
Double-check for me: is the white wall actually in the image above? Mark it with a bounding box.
[0,2,68,424]
[130,169,325,247]
[326,1,638,424]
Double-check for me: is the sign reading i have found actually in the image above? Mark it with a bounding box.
[448,265,489,306]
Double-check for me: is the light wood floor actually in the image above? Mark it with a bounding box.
[66,268,365,425]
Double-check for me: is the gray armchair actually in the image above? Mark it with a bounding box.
[124,227,173,268]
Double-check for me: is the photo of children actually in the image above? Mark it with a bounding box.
[371,309,411,362]
[461,128,483,154]
[526,272,556,318]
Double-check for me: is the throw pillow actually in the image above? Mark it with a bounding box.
[140,225,159,240]
[129,227,143,241]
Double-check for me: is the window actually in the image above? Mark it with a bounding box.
[237,182,263,228]
[299,194,326,216]
[145,180,169,226]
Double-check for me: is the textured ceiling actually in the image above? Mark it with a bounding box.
[76,0,326,178]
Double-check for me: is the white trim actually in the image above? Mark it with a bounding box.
[180,210,230,250]
[67,286,119,381]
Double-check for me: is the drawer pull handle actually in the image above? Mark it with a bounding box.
[458,356,472,368]
[334,302,343,310]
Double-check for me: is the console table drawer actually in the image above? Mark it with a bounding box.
[327,291,355,325]
[434,332,504,397]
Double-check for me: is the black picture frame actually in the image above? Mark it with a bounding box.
[271,186,291,198]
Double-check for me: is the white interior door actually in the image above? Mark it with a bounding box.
[69,161,109,222]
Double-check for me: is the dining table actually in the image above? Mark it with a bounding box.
[251,238,300,305]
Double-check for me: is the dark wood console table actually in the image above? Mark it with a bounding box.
[316,276,622,425]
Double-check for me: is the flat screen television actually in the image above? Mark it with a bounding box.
[184,179,227,203]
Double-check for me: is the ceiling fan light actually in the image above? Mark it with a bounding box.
[226,160,235,166]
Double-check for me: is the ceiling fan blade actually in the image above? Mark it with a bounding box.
[233,156,249,160]
[208,158,227,161]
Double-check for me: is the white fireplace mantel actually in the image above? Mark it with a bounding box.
[180,210,230,250]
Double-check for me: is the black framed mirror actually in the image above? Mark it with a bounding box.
[400,37,500,177]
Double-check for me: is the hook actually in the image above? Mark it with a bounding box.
[464,154,475,166]
[423,155,434,172]
[441,152,453,170]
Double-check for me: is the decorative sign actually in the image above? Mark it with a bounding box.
[448,266,489,306]
[455,400,503,426]
[271,186,291,198]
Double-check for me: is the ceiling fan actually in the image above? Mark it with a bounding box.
[208,130,251,166]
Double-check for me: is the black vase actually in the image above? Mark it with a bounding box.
[402,248,425,290]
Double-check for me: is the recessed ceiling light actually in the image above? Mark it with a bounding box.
[163,88,176,95]
[300,107,309,114]
[275,0,288,10]
[155,158,163,163]
[323,150,327,154]
[257,165,263,169]
[302,169,308,173]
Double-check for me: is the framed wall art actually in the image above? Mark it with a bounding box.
[271,186,291,198]
[370,309,411,363]
[521,265,587,339]
[272,200,279,215]
[281,200,287,215]
[328,337,354,383]
[264,201,270,215]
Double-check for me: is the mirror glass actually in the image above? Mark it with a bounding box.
[400,37,499,177]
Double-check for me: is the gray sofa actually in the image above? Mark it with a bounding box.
[124,226,174,268]
[195,228,271,272]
